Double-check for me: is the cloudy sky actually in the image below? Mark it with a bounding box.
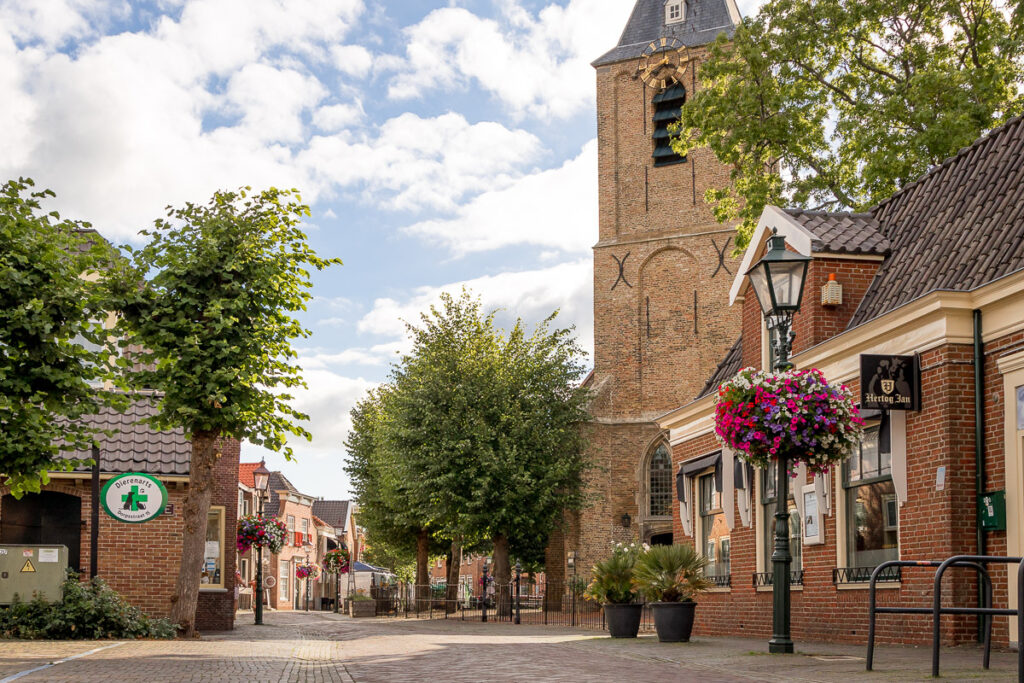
[2,0,762,499]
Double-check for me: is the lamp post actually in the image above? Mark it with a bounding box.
[252,460,271,626]
[481,556,491,623]
[567,551,577,628]
[514,560,522,625]
[745,228,810,654]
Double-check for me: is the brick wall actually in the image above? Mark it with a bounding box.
[0,438,240,633]
[667,333,1018,646]
[572,48,744,574]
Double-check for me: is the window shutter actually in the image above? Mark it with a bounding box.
[735,460,753,527]
[722,448,735,530]
[676,467,693,537]
[792,462,808,537]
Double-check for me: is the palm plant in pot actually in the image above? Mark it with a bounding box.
[584,542,643,638]
[633,544,710,643]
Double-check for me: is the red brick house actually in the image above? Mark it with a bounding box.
[258,470,323,610]
[0,401,240,631]
[657,115,1024,647]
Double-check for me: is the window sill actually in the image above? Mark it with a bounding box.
[836,582,901,591]
[756,585,803,593]
[706,586,731,594]
[199,587,228,593]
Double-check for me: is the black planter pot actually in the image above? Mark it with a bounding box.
[603,603,643,638]
[650,601,696,642]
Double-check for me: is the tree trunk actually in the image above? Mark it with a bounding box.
[492,533,511,618]
[445,538,461,613]
[415,528,429,612]
[169,431,220,637]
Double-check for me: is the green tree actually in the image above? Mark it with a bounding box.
[378,291,591,615]
[673,0,1024,248]
[0,178,121,497]
[110,187,340,636]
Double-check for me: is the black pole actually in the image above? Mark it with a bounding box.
[515,565,521,625]
[255,493,264,625]
[481,563,488,623]
[90,446,100,579]
[768,312,794,654]
[335,571,340,613]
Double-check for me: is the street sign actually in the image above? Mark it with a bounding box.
[860,354,920,411]
[100,473,168,523]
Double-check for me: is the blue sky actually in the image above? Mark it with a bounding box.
[1,0,762,499]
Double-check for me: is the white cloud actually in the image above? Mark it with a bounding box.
[0,0,108,49]
[330,44,372,78]
[312,102,364,132]
[223,63,327,144]
[357,259,594,359]
[299,112,543,212]
[387,0,634,119]
[404,139,595,256]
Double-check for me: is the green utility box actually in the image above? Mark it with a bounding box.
[979,491,1007,532]
[0,545,68,604]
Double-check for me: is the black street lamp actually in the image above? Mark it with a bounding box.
[514,560,522,625]
[567,551,577,628]
[481,556,491,623]
[252,460,271,626]
[745,228,810,654]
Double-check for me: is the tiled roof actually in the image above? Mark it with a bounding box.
[783,209,890,256]
[64,400,191,476]
[312,500,349,531]
[264,471,302,518]
[848,114,1024,327]
[593,0,737,67]
[238,462,260,488]
[696,336,743,399]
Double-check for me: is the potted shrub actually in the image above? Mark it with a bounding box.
[633,544,710,643]
[584,543,643,638]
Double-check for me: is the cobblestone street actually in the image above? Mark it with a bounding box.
[0,611,1018,682]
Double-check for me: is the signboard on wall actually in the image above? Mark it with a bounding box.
[860,354,920,411]
[100,473,168,523]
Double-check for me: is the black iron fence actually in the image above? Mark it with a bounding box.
[368,580,657,632]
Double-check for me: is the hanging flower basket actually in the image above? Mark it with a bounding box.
[296,561,319,580]
[236,514,288,554]
[322,547,350,575]
[714,367,864,475]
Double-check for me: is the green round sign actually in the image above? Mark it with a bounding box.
[100,473,168,523]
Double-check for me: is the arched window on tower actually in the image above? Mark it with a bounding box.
[648,443,672,517]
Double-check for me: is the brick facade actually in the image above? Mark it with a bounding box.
[570,42,743,574]
[0,438,241,632]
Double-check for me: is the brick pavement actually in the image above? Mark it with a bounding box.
[0,611,1017,682]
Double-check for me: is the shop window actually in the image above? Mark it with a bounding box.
[842,424,898,572]
[280,561,289,601]
[698,473,729,583]
[758,461,802,583]
[648,443,672,517]
[202,507,225,588]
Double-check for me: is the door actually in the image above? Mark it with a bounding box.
[1,491,82,571]
[1001,352,1024,646]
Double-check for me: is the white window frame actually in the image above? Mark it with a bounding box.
[665,1,684,24]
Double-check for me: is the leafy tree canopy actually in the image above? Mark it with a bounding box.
[673,0,1024,248]
[111,187,339,450]
[0,178,122,497]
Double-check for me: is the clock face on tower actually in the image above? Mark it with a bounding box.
[638,37,689,91]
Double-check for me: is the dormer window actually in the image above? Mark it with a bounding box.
[666,1,684,24]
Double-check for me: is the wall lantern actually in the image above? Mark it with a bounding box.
[821,273,843,307]
[620,512,632,528]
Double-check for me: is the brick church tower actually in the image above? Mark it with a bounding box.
[550,0,745,576]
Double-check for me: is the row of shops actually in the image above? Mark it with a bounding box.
[656,114,1024,647]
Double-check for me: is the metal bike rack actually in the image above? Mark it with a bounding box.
[866,555,1024,679]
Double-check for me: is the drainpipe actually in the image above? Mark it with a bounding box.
[973,309,986,643]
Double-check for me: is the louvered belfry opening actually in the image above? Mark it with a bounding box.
[652,83,687,166]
